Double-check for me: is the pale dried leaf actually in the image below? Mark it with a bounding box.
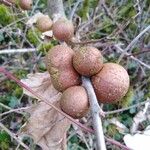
[109,118,128,134]
[21,72,58,100]
[130,102,150,133]
[41,31,53,40]
[26,12,44,27]
[21,72,71,150]
[124,126,150,150]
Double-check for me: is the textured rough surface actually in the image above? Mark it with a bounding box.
[51,69,81,91]
[46,44,81,91]
[46,44,74,73]
[52,18,74,41]
[92,63,130,103]
[36,15,53,32]
[60,86,89,119]
[19,0,32,10]
[73,46,103,76]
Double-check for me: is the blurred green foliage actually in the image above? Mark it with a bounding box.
[0,131,11,150]
[27,28,41,46]
[38,42,54,53]
[78,0,90,20]
[0,4,14,26]
[107,124,123,141]
[68,134,88,150]
[118,87,134,108]
[78,0,99,20]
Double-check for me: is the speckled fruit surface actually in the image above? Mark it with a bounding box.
[36,15,52,32]
[46,44,81,91]
[51,69,81,92]
[46,44,74,74]
[60,86,89,119]
[73,46,103,76]
[52,18,74,41]
[19,0,32,10]
[92,63,130,103]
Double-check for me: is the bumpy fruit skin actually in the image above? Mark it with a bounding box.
[51,69,80,92]
[46,44,74,73]
[60,86,89,119]
[19,0,32,10]
[92,63,130,103]
[52,18,74,41]
[73,46,103,76]
[36,15,53,32]
[46,44,81,91]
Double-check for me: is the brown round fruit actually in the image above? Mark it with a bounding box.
[52,18,74,41]
[51,69,81,92]
[92,63,130,103]
[19,0,32,10]
[46,44,81,91]
[46,44,74,74]
[60,86,89,119]
[36,15,53,32]
[73,46,103,76]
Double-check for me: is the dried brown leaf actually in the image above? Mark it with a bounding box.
[21,72,71,150]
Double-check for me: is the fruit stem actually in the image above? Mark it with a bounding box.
[82,76,107,150]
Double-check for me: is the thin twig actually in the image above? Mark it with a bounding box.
[0,106,30,117]
[69,0,82,20]
[71,38,111,45]
[78,14,102,32]
[105,98,150,115]
[0,102,12,110]
[114,44,150,69]
[126,49,150,57]
[82,77,106,150]
[0,48,36,55]
[0,0,12,6]
[105,137,131,150]
[117,25,150,62]
[0,122,30,150]
[0,17,27,33]
[100,0,129,42]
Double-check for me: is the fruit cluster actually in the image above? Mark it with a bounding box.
[36,16,74,42]
[7,0,129,119]
[44,17,130,119]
